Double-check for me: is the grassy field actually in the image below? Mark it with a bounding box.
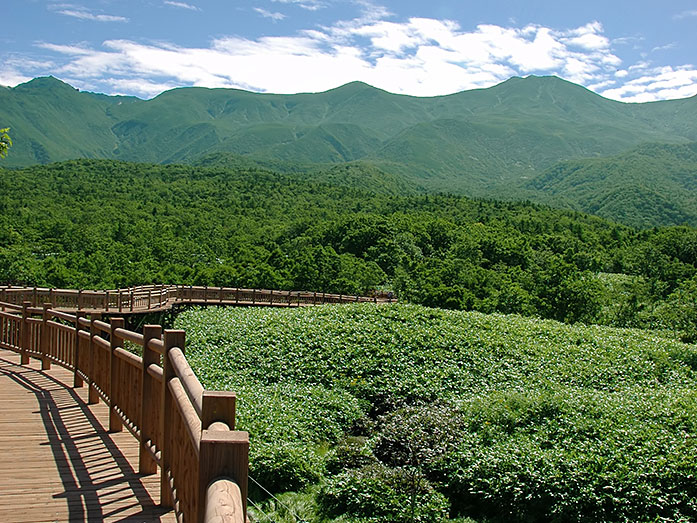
[176,303,697,522]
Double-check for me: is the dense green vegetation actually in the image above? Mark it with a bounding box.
[2,75,697,227]
[2,159,697,341]
[177,303,697,522]
[528,142,697,228]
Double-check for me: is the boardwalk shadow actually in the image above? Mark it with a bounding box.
[0,353,171,522]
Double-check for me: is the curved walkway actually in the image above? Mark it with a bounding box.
[0,348,175,522]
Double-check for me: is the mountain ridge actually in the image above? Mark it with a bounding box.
[2,74,696,227]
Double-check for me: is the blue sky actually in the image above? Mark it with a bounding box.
[3,1,697,102]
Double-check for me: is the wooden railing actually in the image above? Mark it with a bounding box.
[0,284,393,313]
[0,300,248,523]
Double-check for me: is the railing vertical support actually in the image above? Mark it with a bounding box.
[140,324,162,475]
[161,329,186,508]
[88,314,101,405]
[78,289,83,310]
[199,391,248,523]
[130,289,134,312]
[20,301,31,365]
[40,303,51,370]
[73,312,85,387]
[109,317,125,433]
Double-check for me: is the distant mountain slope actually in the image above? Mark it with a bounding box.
[2,75,696,198]
[527,142,697,228]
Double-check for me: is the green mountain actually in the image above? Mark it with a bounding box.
[528,142,697,228]
[2,75,697,226]
[2,76,696,190]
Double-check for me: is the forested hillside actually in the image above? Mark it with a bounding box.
[528,142,697,228]
[2,159,697,340]
[2,75,696,217]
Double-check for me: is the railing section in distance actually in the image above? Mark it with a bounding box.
[0,299,248,523]
[0,284,395,313]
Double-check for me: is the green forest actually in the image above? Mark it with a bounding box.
[1,158,697,342]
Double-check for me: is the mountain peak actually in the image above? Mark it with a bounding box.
[16,76,77,92]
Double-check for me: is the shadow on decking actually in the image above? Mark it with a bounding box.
[0,354,170,522]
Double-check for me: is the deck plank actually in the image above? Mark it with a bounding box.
[0,349,175,522]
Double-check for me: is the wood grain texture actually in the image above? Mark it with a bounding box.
[0,348,175,522]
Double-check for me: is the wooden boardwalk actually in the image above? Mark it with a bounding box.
[0,348,176,522]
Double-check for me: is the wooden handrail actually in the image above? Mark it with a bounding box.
[0,284,395,314]
[0,303,247,523]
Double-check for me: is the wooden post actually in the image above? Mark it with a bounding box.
[118,289,123,312]
[204,285,208,304]
[160,329,186,508]
[88,314,101,405]
[140,324,162,475]
[20,301,31,365]
[78,289,83,310]
[199,431,249,523]
[109,318,125,433]
[130,289,134,312]
[198,391,246,522]
[33,287,37,306]
[252,289,256,305]
[105,290,110,312]
[40,303,51,370]
[201,391,236,431]
[219,286,224,304]
[235,288,239,305]
[49,288,54,307]
[313,291,317,305]
[73,312,85,387]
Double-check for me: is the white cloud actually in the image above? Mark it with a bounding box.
[53,6,128,22]
[254,8,286,21]
[163,1,200,10]
[673,9,697,20]
[16,9,694,103]
[601,66,697,102]
[271,0,326,11]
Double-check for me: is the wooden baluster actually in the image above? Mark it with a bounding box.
[130,289,134,312]
[73,312,85,387]
[199,391,248,523]
[140,324,162,474]
[88,314,101,404]
[105,290,110,312]
[40,303,51,370]
[160,329,185,508]
[109,318,125,433]
[20,301,31,365]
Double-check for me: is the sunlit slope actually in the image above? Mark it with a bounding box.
[2,75,696,197]
[529,142,697,227]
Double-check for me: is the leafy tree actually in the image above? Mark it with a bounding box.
[0,128,11,158]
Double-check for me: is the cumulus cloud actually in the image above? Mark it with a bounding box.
[601,66,697,102]
[16,8,694,102]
